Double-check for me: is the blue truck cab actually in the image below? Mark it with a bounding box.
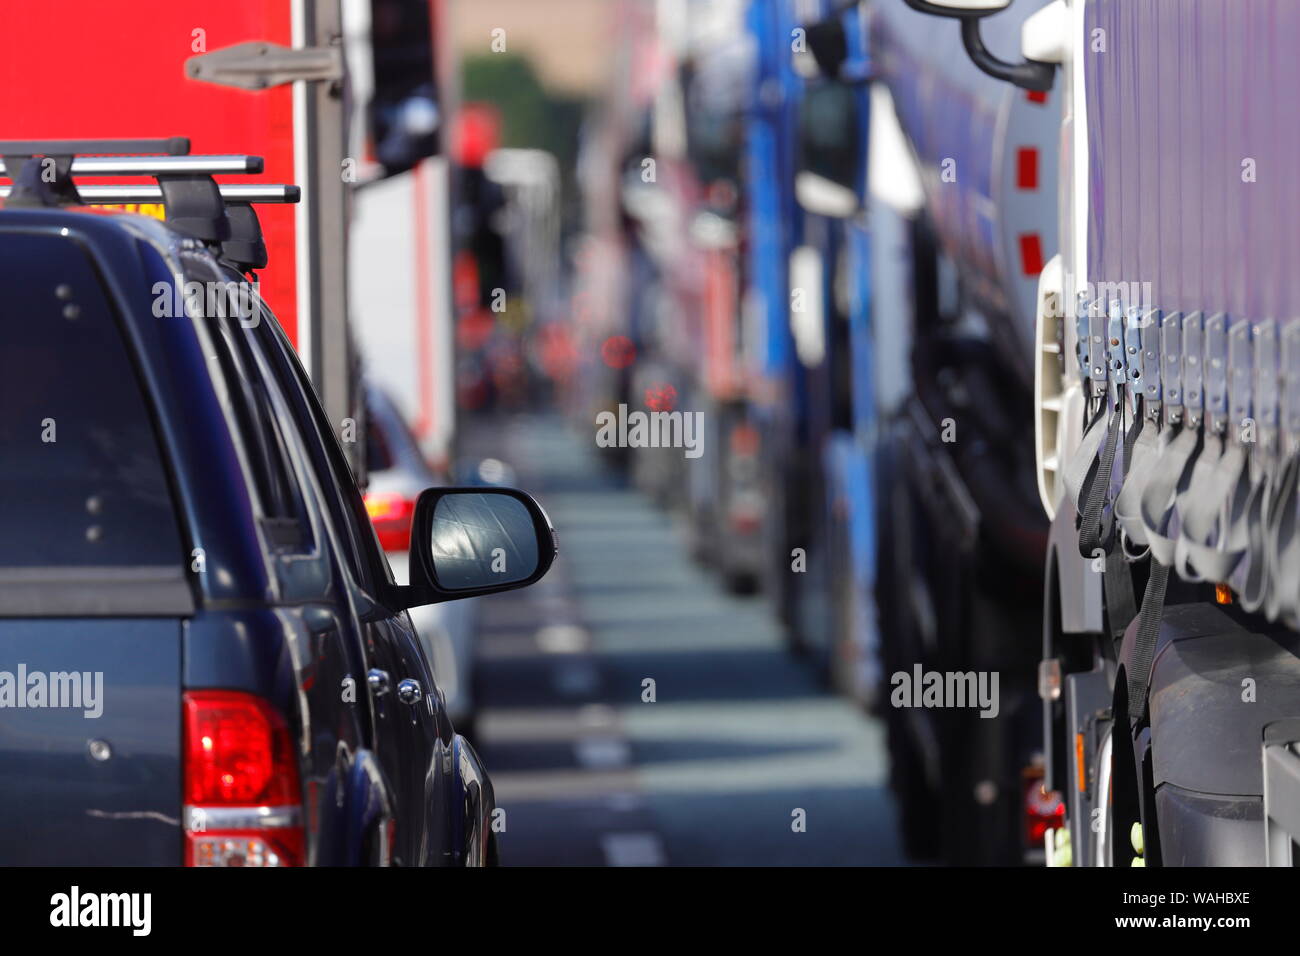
[743,0,878,698]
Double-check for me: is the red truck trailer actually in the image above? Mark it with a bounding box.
[0,2,302,337]
[1,0,457,471]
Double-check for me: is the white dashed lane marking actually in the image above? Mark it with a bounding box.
[536,624,590,653]
[574,735,631,770]
[601,832,667,867]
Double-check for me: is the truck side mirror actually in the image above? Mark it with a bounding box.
[366,0,441,176]
[795,81,862,218]
[903,0,1055,93]
[905,0,1011,13]
[803,17,848,80]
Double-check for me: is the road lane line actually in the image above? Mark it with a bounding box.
[574,735,630,769]
[601,832,667,867]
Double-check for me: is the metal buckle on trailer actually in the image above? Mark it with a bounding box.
[1088,298,1108,402]
[1139,308,1162,417]
[1182,311,1205,429]
[1255,319,1280,454]
[1282,323,1300,458]
[1228,317,1253,443]
[1075,292,1092,380]
[1106,297,1127,408]
[1161,312,1184,426]
[1123,304,1145,416]
[1204,312,1228,436]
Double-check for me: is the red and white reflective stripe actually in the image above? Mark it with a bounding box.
[1019,233,1045,276]
[292,0,313,365]
[1016,147,1039,190]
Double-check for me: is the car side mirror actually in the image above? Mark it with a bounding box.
[902,0,1055,93]
[397,487,556,607]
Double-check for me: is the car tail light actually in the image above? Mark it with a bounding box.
[729,489,764,535]
[729,423,760,457]
[1023,771,1065,847]
[183,690,304,867]
[364,492,417,552]
[189,830,305,868]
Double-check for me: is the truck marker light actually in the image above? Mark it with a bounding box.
[729,423,760,457]
[1019,233,1045,275]
[601,335,637,369]
[1016,148,1038,190]
[1024,779,1065,845]
[645,383,677,412]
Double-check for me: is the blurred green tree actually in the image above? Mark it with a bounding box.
[460,53,586,212]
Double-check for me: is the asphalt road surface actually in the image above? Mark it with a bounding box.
[461,414,905,866]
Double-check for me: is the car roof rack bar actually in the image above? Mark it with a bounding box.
[0,155,264,177]
[0,183,301,203]
[0,137,190,156]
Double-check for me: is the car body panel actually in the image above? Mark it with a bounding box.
[0,618,182,865]
[0,207,493,865]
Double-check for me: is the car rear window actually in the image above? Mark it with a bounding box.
[0,232,185,568]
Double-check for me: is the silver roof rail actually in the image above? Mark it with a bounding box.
[0,155,264,177]
[0,183,300,204]
[0,137,189,157]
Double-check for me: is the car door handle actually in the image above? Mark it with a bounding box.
[396,678,422,706]
[367,669,390,696]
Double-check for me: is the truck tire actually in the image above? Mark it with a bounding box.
[877,436,941,859]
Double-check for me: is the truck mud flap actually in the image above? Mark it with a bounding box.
[1154,785,1264,867]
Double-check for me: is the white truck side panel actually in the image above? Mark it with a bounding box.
[351,157,456,463]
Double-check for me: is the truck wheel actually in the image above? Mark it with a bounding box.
[877,442,941,859]
[879,426,1040,863]
[765,450,803,652]
[935,584,1039,865]
[891,723,942,860]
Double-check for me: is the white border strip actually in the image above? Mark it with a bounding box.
[292,0,314,372]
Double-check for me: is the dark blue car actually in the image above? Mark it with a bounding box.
[0,177,554,865]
